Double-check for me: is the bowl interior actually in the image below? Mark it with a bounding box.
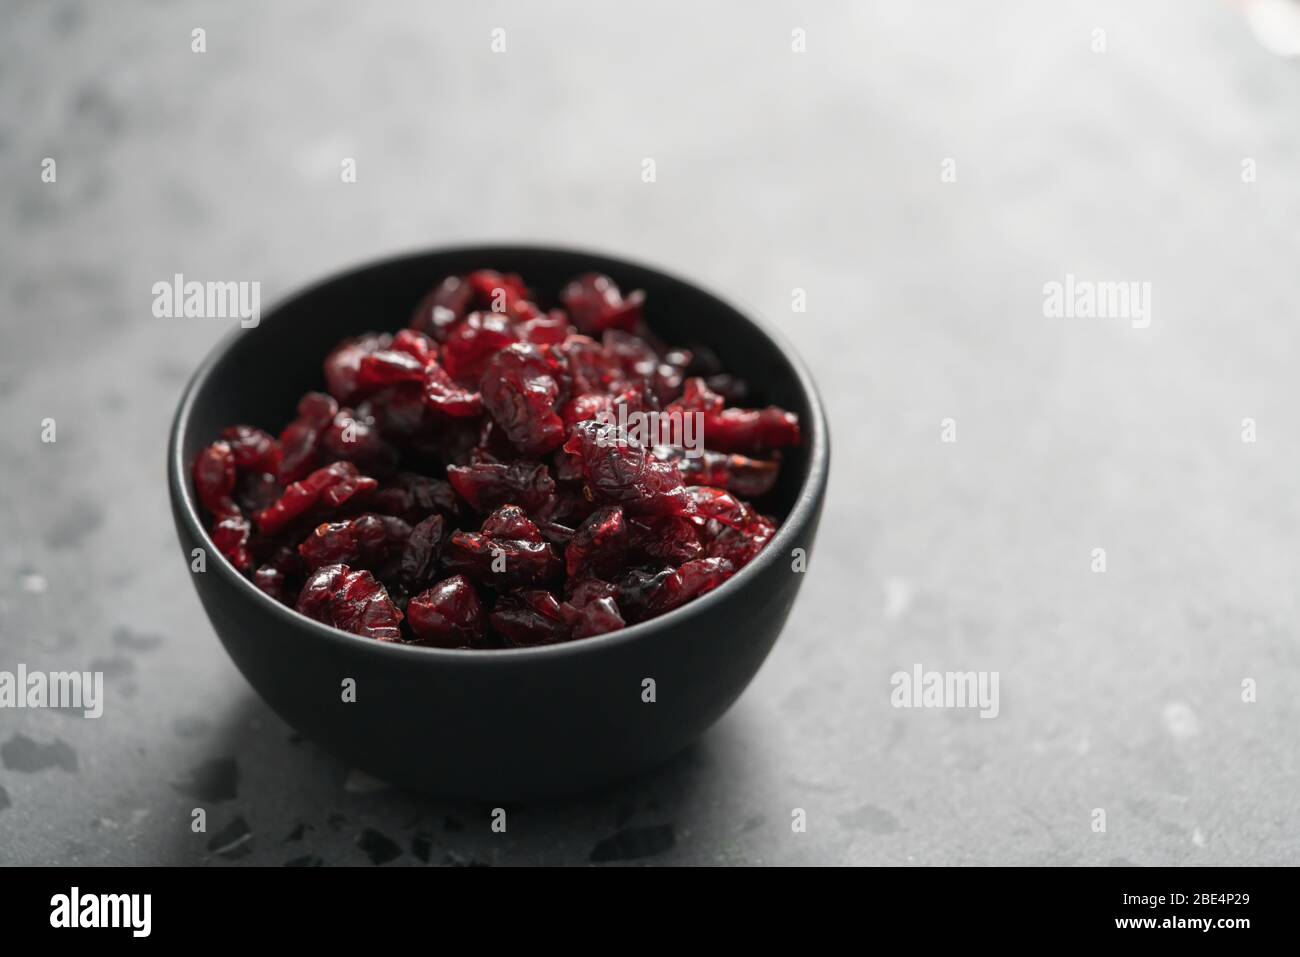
[179,246,818,529]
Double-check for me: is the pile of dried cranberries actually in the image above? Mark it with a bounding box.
[193,270,801,647]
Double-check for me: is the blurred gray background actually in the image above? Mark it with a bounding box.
[1,0,1298,865]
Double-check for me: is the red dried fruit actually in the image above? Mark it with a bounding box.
[400,514,445,587]
[253,546,303,604]
[446,459,555,513]
[298,513,412,572]
[559,388,647,430]
[321,408,399,473]
[295,563,404,641]
[444,505,562,588]
[466,270,530,314]
[407,575,483,647]
[211,514,253,571]
[563,420,695,517]
[618,557,735,620]
[256,461,378,536]
[519,311,571,345]
[561,273,645,334]
[356,348,429,393]
[571,596,625,639]
[626,515,702,564]
[702,406,801,454]
[409,276,473,339]
[367,383,429,438]
[278,392,339,483]
[567,577,619,607]
[681,485,777,565]
[199,269,799,646]
[236,471,281,515]
[442,312,519,384]
[193,441,239,517]
[602,329,660,385]
[220,425,281,475]
[566,506,628,579]
[673,378,800,453]
[324,334,391,404]
[653,446,779,499]
[390,329,437,363]
[480,343,566,455]
[703,514,776,567]
[368,472,459,522]
[684,485,755,530]
[489,590,572,647]
[422,361,483,418]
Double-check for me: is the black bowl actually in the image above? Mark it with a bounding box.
[167,245,830,800]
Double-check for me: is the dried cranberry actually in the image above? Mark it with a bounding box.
[295,563,403,641]
[399,514,445,587]
[571,596,625,639]
[566,506,628,579]
[489,590,572,647]
[324,334,391,404]
[446,459,555,513]
[235,471,281,515]
[422,361,483,418]
[220,425,281,475]
[567,577,619,607]
[444,505,562,588]
[193,441,239,517]
[683,485,755,530]
[278,392,339,483]
[682,486,777,565]
[368,472,458,522]
[653,446,779,499]
[368,383,429,438]
[407,575,483,647]
[703,515,776,567]
[355,348,429,394]
[561,273,645,334]
[602,329,660,386]
[256,461,378,536]
[409,276,473,338]
[442,312,519,384]
[321,408,399,473]
[211,514,253,571]
[298,513,412,571]
[673,378,799,453]
[563,420,695,517]
[626,515,702,564]
[466,270,530,314]
[618,557,734,620]
[530,487,597,530]
[480,343,566,455]
[391,329,437,363]
[253,546,303,604]
[519,311,572,345]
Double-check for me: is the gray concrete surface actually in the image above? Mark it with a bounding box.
[1,0,1298,865]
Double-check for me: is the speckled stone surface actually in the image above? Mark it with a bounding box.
[1,0,1298,866]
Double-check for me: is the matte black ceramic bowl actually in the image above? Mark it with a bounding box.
[168,245,829,800]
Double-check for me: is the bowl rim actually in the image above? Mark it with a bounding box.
[168,242,830,664]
